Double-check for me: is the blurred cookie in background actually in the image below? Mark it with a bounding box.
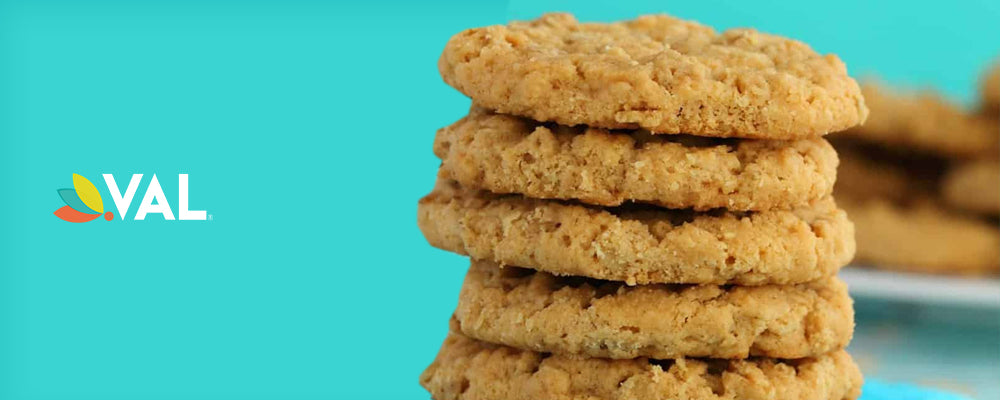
[832,138,943,203]
[943,159,1000,216]
[832,79,1000,276]
[839,195,999,276]
[980,61,1000,117]
[838,82,997,158]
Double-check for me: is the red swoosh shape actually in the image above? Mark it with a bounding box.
[54,206,102,223]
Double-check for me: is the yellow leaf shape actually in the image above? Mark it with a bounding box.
[72,173,103,213]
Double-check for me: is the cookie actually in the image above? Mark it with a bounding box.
[418,180,854,285]
[439,13,867,139]
[841,196,1000,275]
[455,260,853,360]
[981,61,1000,116]
[436,108,838,211]
[420,332,863,400]
[834,146,914,203]
[942,159,1000,215]
[831,142,942,203]
[838,82,998,158]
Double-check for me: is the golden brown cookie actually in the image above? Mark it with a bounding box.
[455,260,853,360]
[418,180,855,285]
[838,82,997,158]
[942,159,1000,215]
[436,108,838,211]
[420,332,863,400]
[439,13,867,139]
[841,196,1000,275]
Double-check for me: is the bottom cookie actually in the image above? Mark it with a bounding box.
[420,332,862,400]
[842,196,1000,275]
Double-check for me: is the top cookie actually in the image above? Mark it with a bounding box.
[439,13,868,139]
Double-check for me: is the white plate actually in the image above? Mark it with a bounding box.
[839,266,1000,309]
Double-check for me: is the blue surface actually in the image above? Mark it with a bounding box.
[850,298,1000,399]
[863,380,973,400]
[0,0,996,399]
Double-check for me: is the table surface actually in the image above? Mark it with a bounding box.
[850,296,1000,399]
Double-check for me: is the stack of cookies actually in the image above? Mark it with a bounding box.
[418,14,866,400]
[832,76,1000,275]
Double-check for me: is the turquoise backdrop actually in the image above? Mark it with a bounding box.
[0,1,996,399]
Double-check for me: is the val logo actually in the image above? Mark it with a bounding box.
[54,173,208,222]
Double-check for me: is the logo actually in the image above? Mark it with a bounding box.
[55,173,208,222]
[54,174,114,222]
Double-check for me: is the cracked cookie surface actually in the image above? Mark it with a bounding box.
[420,331,862,400]
[436,108,838,211]
[418,180,854,285]
[454,260,853,359]
[439,13,867,139]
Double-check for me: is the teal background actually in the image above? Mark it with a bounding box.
[0,1,996,399]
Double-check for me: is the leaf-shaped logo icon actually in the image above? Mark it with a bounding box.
[54,206,103,223]
[58,188,94,214]
[72,173,103,214]
[55,174,113,223]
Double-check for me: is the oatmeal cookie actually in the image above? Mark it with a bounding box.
[439,13,867,139]
[454,260,853,359]
[436,108,837,211]
[420,331,862,400]
[418,180,854,285]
